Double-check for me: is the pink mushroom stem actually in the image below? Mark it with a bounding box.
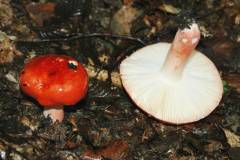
[43,106,64,122]
[161,23,201,79]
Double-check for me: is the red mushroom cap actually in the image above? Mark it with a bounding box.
[20,54,88,107]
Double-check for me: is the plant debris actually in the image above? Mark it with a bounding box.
[0,31,22,64]
[0,0,240,159]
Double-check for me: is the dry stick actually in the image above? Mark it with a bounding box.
[17,33,146,46]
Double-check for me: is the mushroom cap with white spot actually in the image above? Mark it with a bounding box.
[120,43,223,124]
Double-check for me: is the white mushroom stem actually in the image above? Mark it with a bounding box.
[161,23,200,80]
[43,106,64,123]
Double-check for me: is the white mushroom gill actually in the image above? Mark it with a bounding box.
[120,23,223,124]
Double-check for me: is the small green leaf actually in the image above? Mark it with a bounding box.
[223,80,229,93]
[0,32,6,42]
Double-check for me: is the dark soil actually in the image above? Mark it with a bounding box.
[0,0,240,160]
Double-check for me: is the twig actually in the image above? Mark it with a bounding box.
[17,33,147,46]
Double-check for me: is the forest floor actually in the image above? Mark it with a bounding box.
[0,0,240,159]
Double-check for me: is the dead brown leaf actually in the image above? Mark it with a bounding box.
[81,140,129,160]
[224,74,240,93]
[111,4,142,35]
[25,2,56,27]
[0,31,22,64]
[223,128,240,148]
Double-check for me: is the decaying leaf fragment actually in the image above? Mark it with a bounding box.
[0,31,22,64]
[223,128,240,147]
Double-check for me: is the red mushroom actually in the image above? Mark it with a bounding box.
[20,54,88,122]
[120,23,223,124]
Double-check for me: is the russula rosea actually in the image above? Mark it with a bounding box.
[20,54,88,122]
[120,23,223,124]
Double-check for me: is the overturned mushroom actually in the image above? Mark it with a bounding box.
[20,54,88,122]
[120,23,223,124]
